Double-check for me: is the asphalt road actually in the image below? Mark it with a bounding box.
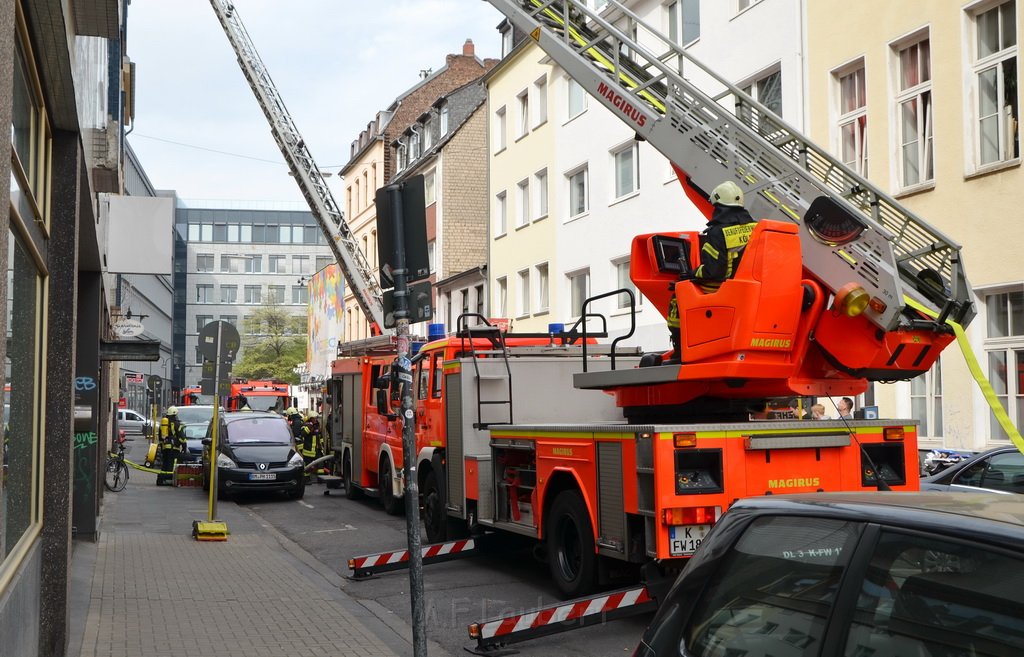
[232,482,654,657]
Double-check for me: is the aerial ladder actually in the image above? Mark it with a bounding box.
[486,0,974,335]
[209,0,386,333]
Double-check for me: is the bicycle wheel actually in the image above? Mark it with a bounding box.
[105,458,129,492]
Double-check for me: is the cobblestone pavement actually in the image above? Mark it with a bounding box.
[68,442,414,657]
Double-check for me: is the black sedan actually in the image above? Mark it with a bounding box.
[920,445,1024,494]
[202,411,304,500]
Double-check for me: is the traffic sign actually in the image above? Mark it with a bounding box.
[197,321,241,363]
[201,359,233,383]
[124,372,144,384]
[199,378,232,397]
[147,377,163,392]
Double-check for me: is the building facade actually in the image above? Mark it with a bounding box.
[806,0,1024,451]
[172,203,333,389]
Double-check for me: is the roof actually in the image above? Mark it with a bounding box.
[732,492,1024,547]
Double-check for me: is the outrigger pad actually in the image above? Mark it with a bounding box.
[192,520,229,542]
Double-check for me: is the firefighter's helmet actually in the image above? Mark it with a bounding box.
[166,406,178,416]
[285,407,297,416]
[710,181,744,208]
[306,410,318,420]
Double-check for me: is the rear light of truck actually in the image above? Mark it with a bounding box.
[663,505,720,526]
[883,426,905,441]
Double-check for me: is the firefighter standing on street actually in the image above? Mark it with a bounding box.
[666,180,759,364]
[285,407,303,440]
[298,411,321,482]
[157,406,186,486]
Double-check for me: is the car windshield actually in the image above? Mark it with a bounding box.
[176,407,215,424]
[182,423,208,438]
[226,417,291,445]
[242,396,285,413]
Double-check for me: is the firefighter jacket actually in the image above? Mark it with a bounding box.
[692,205,758,292]
[159,416,186,450]
[288,414,304,440]
[298,422,319,459]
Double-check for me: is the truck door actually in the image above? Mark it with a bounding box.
[415,351,444,449]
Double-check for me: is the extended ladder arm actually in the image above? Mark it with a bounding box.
[210,1,386,332]
[485,0,975,331]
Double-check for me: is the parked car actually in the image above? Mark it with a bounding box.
[202,411,304,501]
[633,492,1024,657]
[117,408,153,437]
[920,445,1024,495]
[174,405,220,460]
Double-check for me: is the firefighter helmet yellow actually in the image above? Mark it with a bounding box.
[166,406,178,416]
[285,407,297,416]
[709,181,745,208]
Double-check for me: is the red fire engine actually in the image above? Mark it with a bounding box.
[225,379,291,413]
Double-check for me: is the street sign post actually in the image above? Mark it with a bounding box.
[193,321,238,542]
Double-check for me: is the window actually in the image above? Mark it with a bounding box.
[220,285,238,304]
[896,37,933,187]
[567,78,587,119]
[246,255,262,274]
[836,63,868,177]
[220,314,237,327]
[612,143,639,198]
[268,255,286,273]
[738,0,762,10]
[668,0,700,46]
[397,144,407,172]
[279,225,295,244]
[227,224,239,242]
[910,361,942,437]
[495,276,508,317]
[536,263,549,312]
[568,269,590,318]
[972,1,1019,167]
[568,167,589,218]
[475,284,485,317]
[950,450,1024,493]
[460,289,470,317]
[424,118,434,150]
[292,285,309,305]
[293,255,311,275]
[516,179,531,228]
[517,90,530,138]
[614,258,640,310]
[842,531,1024,657]
[495,106,507,152]
[502,26,515,57]
[683,516,856,655]
[535,169,549,219]
[195,315,213,332]
[535,75,548,126]
[195,347,203,365]
[196,254,214,272]
[410,130,421,160]
[188,225,200,242]
[201,224,213,242]
[440,103,449,135]
[495,191,508,236]
[425,170,436,206]
[196,284,214,303]
[220,254,234,273]
[244,285,261,304]
[517,269,531,317]
[427,240,436,274]
[268,285,285,304]
[240,225,252,242]
[984,289,1024,440]
[316,256,332,272]
[742,68,782,118]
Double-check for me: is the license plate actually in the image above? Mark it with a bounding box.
[669,524,711,556]
[248,472,277,481]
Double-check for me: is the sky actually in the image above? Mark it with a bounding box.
[126,0,505,204]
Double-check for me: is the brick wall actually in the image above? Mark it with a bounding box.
[440,105,488,277]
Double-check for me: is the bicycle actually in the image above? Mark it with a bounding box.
[105,430,129,492]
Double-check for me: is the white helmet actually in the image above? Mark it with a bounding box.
[166,406,178,416]
[710,181,744,208]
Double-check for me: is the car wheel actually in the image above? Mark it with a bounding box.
[289,482,305,501]
[379,457,402,516]
[343,452,360,500]
[423,469,447,544]
[547,489,598,599]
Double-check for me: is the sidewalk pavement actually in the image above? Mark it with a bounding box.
[67,438,421,657]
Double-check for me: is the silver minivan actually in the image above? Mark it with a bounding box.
[117,408,153,437]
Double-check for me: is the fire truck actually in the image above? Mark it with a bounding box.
[224,378,292,413]
[325,0,976,605]
[180,386,213,406]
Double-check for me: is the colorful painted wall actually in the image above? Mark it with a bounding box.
[307,264,345,377]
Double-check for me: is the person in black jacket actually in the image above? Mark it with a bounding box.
[665,181,758,364]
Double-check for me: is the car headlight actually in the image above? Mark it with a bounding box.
[288,452,304,468]
[216,453,237,468]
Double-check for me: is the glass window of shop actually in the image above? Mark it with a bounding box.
[3,19,48,561]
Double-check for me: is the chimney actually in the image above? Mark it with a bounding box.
[463,39,475,57]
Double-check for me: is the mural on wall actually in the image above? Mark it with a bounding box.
[308,264,345,377]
